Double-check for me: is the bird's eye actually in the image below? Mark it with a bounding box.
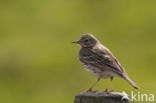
[85,39,89,42]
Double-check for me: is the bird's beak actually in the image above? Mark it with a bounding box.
[72,40,79,44]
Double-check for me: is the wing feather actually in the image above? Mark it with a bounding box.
[79,48,126,75]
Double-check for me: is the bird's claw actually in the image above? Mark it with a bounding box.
[86,89,92,92]
[102,89,114,93]
[86,89,99,93]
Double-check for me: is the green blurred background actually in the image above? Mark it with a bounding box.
[0,0,156,103]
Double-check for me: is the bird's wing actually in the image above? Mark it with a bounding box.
[79,48,126,75]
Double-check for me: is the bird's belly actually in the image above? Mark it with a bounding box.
[82,64,111,79]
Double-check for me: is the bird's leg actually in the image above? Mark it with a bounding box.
[104,77,113,93]
[87,78,100,92]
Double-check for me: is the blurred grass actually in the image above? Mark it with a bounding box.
[0,0,156,103]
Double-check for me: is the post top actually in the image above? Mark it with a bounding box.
[74,92,130,103]
[76,92,127,97]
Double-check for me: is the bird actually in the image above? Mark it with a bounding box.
[72,33,139,92]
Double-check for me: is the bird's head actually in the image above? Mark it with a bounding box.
[72,33,99,48]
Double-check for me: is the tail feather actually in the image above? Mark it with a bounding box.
[123,75,139,89]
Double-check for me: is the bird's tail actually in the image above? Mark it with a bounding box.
[123,74,139,89]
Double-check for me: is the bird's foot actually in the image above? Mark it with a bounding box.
[86,88,92,92]
[86,89,99,93]
[102,89,114,93]
[92,90,99,93]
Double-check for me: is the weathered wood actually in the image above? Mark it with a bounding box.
[74,92,130,103]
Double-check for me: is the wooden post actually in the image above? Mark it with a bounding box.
[74,92,130,103]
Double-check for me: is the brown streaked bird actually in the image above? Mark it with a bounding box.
[72,33,139,92]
